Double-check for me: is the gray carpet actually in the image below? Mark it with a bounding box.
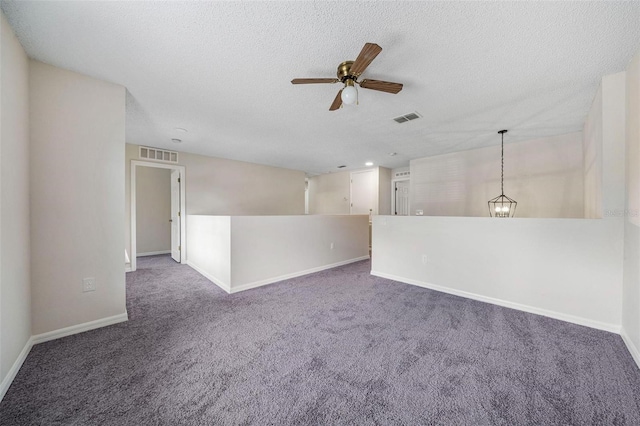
[1,255,640,425]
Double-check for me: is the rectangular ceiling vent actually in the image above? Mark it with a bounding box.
[394,171,410,178]
[393,112,422,124]
[139,146,179,163]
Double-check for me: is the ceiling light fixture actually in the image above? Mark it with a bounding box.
[341,79,358,105]
[365,162,373,166]
[171,138,182,144]
[488,130,517,217]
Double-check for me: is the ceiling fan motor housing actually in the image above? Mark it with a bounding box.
[337,61,357,82]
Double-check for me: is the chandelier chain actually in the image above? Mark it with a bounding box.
[501,131,504,195]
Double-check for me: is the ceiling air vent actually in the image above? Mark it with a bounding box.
[139,146,179,163]
[393,111,421,124]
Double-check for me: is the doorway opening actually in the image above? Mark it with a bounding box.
[130,160,186,272]
[392,179,410,215]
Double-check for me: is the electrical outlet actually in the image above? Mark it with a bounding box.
[83,277,96,293]
[422,255,428,265]
[330,242,334,250]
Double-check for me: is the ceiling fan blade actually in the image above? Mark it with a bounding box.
[349,43,383,76]
[291,78,339,84]
[329,89,343,111]
[359,79,403,94]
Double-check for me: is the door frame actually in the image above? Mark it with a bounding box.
[391,177,410,216]
[130,160,186,272]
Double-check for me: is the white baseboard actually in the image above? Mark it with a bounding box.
[31,313,129,345]
[231,256,370,294]
[370,270,620,334]
[0,336,34,402]
[125,265,132,273]
[186,260,231,293]
[137,250,171,257]
[1,312,129,403]
[621,328,640,370]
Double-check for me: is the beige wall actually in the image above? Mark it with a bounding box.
[410,132,584,218]
[0,11,31,389]
[623,50,640,363]
[136,167,171,254]
[125,144,305,262]
[308,167,391,215]
[181,150,305,215]
[308,171,351,215]
[601,73,627,218]
[30,61,126,335]
[378,167,392,215]
[583,85,603,218]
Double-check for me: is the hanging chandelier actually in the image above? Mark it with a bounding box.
[488,130,517,218]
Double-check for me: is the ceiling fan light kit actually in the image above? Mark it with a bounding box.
[341,79,358,105]
[291,43,403,110]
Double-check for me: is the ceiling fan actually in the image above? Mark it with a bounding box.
[291,43,403,111]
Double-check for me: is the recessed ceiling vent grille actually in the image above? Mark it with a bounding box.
[394,171,410,178]
[139,146,179,163]
[393,112,421,123]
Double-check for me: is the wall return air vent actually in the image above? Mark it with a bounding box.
[393,112,421,123]
[139,146,179,163]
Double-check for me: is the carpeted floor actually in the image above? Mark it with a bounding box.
[1,255,640,425]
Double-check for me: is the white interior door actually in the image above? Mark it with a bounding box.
[170,170,181,262]
[351,170,375,215]
[395,180,410,215]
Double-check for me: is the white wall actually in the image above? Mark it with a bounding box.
[371,216,622,331]
[410,132,584,218]
[136,167,170,254]
[231,215,369,289]
[0,11,31,392]
[125,144,305,263]
[186,216,231,291]
[30,61,126,335]
[187,215,369,292]
[623,50,640,365]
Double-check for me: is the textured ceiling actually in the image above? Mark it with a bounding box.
[2,1,640,175]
